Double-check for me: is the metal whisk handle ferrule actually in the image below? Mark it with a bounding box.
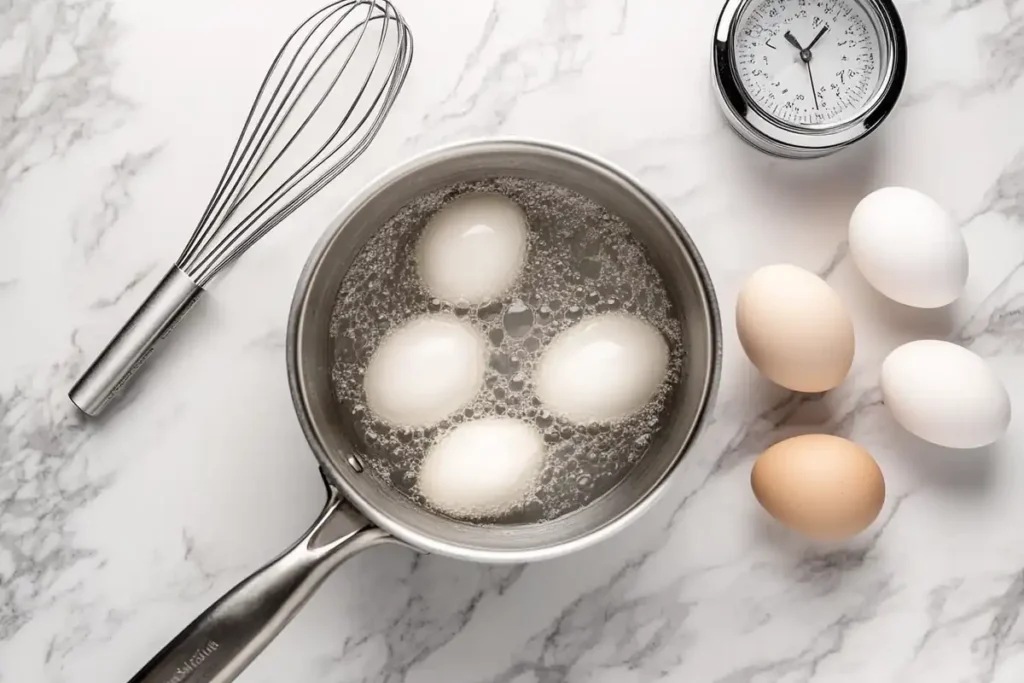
[69,266,203,416]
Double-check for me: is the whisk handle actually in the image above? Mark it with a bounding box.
[69,265,203,416]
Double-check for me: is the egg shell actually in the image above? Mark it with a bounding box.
[363,314,486,428]
[736,264,855,393]
[418,418,546,519]
[849,187,968,309]
[751,434,885,540]
[881,340,1011,449]
[416,192,529,305]
[534,313,669,423]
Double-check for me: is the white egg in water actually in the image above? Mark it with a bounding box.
[881,340,1011,449]
[363,314,486,427]
[418,418,546,519]
[416,192,529,305]
[849,187,968,308]
[535,313,669,423]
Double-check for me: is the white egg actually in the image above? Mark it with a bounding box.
[849,187,968,309]
[416,192,529,305]
[881,340,1010,449]
[363,314,485,427]
[418,418,546,519]
[535,313,669,423]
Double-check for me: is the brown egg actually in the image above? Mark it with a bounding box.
[736,264,855,392]
[751,434,885,540]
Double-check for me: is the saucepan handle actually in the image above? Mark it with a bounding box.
[126,485,393,683]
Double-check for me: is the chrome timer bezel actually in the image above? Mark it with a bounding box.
[712,0,907,158]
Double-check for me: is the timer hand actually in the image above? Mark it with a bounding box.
[784,30,804,50]
[792,30,823,111]
[805,61,820,110]
[806,24,829,51]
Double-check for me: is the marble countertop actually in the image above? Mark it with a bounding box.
[3,0,1024,681]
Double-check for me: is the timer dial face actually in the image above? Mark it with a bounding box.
[733,0,884,128]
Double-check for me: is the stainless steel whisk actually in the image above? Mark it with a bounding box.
[69,0,413,417]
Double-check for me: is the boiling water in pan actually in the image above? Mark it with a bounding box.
[329,177,687,523]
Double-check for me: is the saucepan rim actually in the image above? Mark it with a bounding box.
[285,136,723,563]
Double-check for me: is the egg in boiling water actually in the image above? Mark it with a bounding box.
[418,418,546,519]
[363,314,486,428]
[751,434,886,540]
[881,340,1011,449]
[416,192,529,305]
[736,264,855,393]
[849,187,968,309]
[534,313,669,423]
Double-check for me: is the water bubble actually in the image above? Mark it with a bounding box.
[579,258,601,279]
[478,300,503,321]
[489,328,505,346]
[504,301,534,338]
[522,499,545,518]
[509,373,525,392]
[489,351,520,375]
[566,305,583,321]
[536,410,554,429]
[524,336,541,352]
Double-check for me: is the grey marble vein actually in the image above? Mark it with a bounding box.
[908,572,1024,683]
[411,0,629,142]
[712,580,891,683]
[979,6,1024,93]
[74,146,163,258]
[316,556,525,683]
[0,0,128,207]
[899,0,1024,107]
[0,357,101,643]
[0,0,129,660]
[485,551,687,683]
[86,262,156,310]
[968,149,1024,225]
[956,261,1024,354]
[3,0,1024,681]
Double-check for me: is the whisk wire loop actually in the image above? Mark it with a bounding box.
[69,0,412,417]
[176,0,411,286]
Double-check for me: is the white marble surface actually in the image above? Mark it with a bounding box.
[2,0,1024,681]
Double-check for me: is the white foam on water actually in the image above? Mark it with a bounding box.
[329,177,687,524]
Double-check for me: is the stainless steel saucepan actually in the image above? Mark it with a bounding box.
[126,139,722,683]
